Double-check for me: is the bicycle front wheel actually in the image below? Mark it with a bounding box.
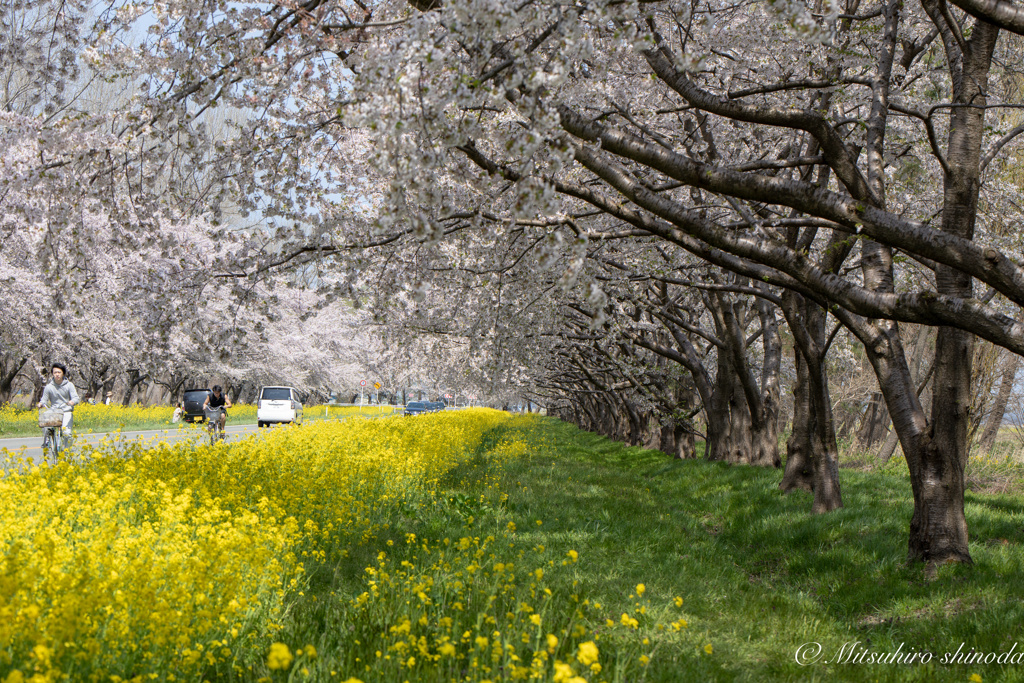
[49,427,61,465]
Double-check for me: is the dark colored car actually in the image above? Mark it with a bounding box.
[182,388,213,423]
[404,401,427,416]
[404,400,445,416]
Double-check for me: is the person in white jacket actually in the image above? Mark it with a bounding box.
[38,362,80,450]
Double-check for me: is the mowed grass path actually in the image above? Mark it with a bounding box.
[328,417,1023,683]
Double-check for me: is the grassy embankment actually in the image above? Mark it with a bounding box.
[2,413,1023,682]
[0,403,401,438]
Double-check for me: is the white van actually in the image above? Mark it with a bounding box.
[257,386,304,427]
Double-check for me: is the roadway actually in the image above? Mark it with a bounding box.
[0,422,264,467]
[0,407,447,468]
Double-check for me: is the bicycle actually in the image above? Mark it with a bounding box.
[205,407,226,445]
[39,407,66,465]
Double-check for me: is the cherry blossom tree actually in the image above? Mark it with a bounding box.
[9,0,1024,567]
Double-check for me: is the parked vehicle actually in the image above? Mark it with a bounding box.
[257,386,304,427]
[404,400,445,416]
[182,389,213,423]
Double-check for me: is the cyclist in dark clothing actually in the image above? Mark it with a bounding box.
[202,385,233,431]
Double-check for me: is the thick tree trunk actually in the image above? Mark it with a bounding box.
[623,399,642,445]
[904,14,998,565]
[781,347,816,492]
[122,369,150,406]
[754,295,783,468]
[229,382,246,404]
[661,420,696,459]
[780,291,843,510]
[31,367,47,406]
[704,291,780,467]
[805,356,843,512]
[705,358,748,462]
[0,356,27,405]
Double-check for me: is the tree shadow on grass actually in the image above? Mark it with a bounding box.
[532,420,1024,682]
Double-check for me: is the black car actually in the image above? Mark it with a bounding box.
[404,400,445,416]
[182,388,213,423]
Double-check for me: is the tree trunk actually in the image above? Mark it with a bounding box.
[703,291,780,467]
[904,13,998,565]
[780,291,843,511]
[978,357,1017,452]
[781,343,816,492]
[0,355,27,405]
[876,428,900,465]
[754,294,784,468]
[856,392,890,449]
[661,420,696,459]
[122,369,150,406]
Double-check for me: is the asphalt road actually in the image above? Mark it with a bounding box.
[0,409,428,469]
[0,422,264,467]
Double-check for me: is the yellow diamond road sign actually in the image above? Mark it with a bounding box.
[374,382,380,389]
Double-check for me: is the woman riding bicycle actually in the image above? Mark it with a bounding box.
[202,385,232,431]
[38,362,79,452]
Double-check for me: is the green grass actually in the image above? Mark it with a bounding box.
[259,417,1024,683]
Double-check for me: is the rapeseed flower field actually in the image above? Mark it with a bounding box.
[0,410,691,682]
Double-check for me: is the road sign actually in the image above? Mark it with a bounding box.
[374,382,380,389]
[445,394,451,399]
[360,380,366,386]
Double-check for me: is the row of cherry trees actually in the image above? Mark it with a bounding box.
[316,0,1024,567]
[7,0,1024,566]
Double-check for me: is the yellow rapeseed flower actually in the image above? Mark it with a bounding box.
[636,583,645,596]
[267,643,294,670]
[576,641,599,666]
[704,643,714,655]
[0,408,529,677]
[552,661,574,683]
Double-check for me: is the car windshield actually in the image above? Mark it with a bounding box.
[184,391,209,403]
[261,388,291,400]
